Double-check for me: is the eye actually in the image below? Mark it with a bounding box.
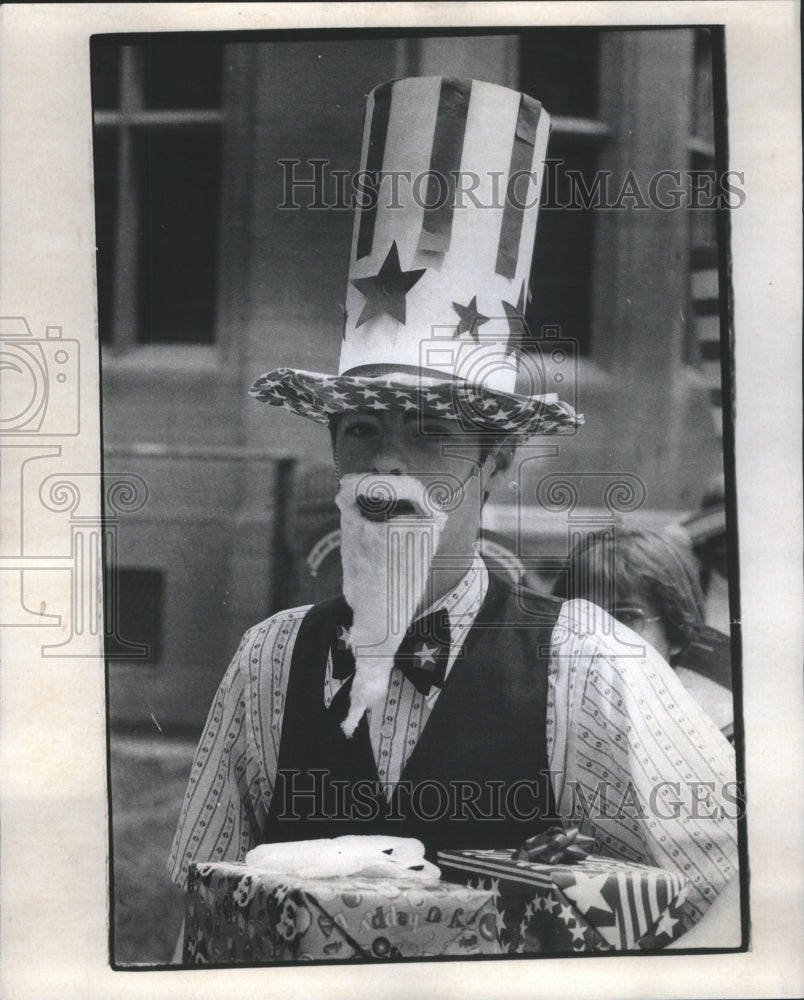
[341,417,379,438]
[615,608,647,629]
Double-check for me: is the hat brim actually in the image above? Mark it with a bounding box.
[249,368,583,435]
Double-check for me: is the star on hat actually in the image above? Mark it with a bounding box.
[499,281,532,357]
[250,78,584,438]
[351,241,426,327]
[452,296,489,342]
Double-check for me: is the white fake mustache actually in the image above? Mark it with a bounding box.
[348,471,471,522]
[335,474,448,738]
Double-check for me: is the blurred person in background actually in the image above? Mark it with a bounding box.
[557,527,733,740]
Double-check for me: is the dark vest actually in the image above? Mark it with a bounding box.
[263,572,563,857]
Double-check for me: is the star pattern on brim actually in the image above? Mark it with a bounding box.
[452,296,489,342]
[249,369,583,435]
[351,241,426,327]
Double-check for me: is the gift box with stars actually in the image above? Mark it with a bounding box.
[183,862,502,963]
[437,846,691,952]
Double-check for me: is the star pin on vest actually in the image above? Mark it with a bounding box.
[251,76,583,435]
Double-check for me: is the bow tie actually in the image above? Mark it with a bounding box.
[332,607,452,697]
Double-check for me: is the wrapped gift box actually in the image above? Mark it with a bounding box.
[438,848,690,953]
[183,861,502,963]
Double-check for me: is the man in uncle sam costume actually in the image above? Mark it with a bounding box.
[169,77,739,939]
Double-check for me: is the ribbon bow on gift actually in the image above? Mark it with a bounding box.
[513,826,595,865]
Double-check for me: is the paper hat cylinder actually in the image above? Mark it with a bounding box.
[251,77,582,435]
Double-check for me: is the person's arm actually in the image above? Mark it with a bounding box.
[166,649,253,965]
[167,644,260,891]
[166,616,291,964]
[167,603,309,967]
[548,599,740,929]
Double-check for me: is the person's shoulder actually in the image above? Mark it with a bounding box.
[229,603,315,665]
[550,598,681,683]
[246,603,315,635]
[238,593,349,647]
[549,597,648,663]
[486,568,566,622]
[551,596,623,637]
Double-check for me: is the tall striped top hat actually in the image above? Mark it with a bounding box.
[251,77,583,435]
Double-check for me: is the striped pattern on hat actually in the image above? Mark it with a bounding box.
[252,76,582,435]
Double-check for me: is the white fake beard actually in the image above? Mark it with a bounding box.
[335,473,448,738]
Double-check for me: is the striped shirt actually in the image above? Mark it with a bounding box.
[168,564,738,925]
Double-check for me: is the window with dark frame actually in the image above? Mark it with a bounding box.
[91,38,224,348]
[91,32,713,367]
[521,29,605,358]
[91,33,608,359]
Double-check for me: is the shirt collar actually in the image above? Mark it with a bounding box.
[415,549,489,632]
[323,551,489,708]
[419,550,488,705]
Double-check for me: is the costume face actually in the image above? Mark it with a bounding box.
[333,410,498,737]
[333,410,489,561]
